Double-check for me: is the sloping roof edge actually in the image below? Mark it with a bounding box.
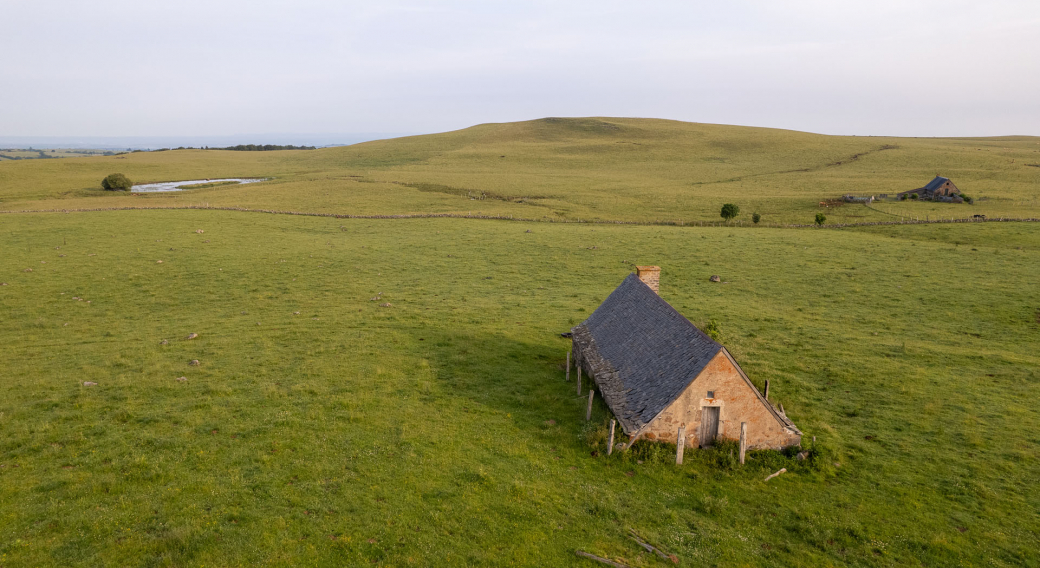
[719,348,802,435]
[571,323,641,434]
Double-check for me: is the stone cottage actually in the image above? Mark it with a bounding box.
[898,176,963,202]
[571,267,801,450]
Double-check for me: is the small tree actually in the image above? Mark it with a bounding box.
[815,212,826,225]
[752,212,761,224]
[910,193,918,200]
[900,193,908,201]
[720,203,740,221]
[101,173,133,191]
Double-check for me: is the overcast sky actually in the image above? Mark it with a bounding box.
[2,0,1039,141]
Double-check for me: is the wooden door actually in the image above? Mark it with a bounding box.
[700,407,720,447]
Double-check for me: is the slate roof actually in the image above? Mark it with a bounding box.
[923,176,950,191]
[571,274,723,434]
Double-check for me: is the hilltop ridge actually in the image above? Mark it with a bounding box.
[2,117,1038,224]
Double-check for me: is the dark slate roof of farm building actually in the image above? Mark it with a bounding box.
[572,274,722,433]
[923,176,950,190]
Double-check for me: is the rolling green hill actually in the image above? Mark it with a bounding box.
[2,118,1039,224]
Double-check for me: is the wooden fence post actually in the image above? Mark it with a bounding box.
[586,390,595,421]
[739,422,747,465]
[608,420,616,455]
[577,366,582,395]
[676,426,686,465]
[764,379,770,400]
[566,350,571,382]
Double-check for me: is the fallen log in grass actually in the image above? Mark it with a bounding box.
[575,550,633,568]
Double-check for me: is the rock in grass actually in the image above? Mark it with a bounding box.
[159,339,168,345]
[379,302,392,308]
[195,229,204,234]
[83,381,97,387]
[709,275,721,282]
[186,333,199,340]
[0,282,7,286]
[156,260,164,264]
[293,311,301,315]
[176,376,187,382]
[189,359,200,366]
[23,268,32,273]
[797,451,810,461]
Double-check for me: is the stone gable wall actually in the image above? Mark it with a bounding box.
[642,351,801,450]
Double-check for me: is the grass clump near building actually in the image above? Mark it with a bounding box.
[100,173,132,191]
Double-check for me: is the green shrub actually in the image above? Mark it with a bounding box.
[627,438,675,465]
[815,212,826,225]
[702,318,722,341]
[720,203,740,221]
[752,212,761,224]
[910,193,918,200]
[961,194,974,204]
[900,193,908,201]
[581,419,611,455]
[101,173,133,191]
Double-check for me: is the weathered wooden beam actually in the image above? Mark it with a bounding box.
[607,420,616,455]
[739,422,747,465]
[566,350,571,382]
[586,390,595,421]
[575,551,633,568]
[675,426,686,465]
[764,468,787,482]
[628,529,677,563]
[577,365,582,395]
[764,379,770,400]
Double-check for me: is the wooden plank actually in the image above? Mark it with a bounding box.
[764,468,787,482]
[577,365,582,395]
[566,350,571,382]
[700,407,719,447]
[739,422,747,465]
[575,551,633,568]
[628,529,677,563]
[764,379,770,400]
[586,390,595,421]
[607,420,616,455]
[675,426,686,465]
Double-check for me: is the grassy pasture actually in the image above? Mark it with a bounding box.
[1,210,1038,566]
[2,118,1039,225]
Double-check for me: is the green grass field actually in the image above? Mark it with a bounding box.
[1,118,1039,567]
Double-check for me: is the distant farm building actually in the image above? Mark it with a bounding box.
[571,267,801,450]
[898,176,963,202]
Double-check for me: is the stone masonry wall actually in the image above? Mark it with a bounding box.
[642,351,801,450]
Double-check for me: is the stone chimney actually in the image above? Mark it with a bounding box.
[635,266,660,294]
